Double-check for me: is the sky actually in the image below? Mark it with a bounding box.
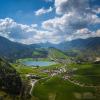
[0,0,100,44]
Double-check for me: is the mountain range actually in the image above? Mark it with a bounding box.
[0,36,100,60]
[0,36,40,60]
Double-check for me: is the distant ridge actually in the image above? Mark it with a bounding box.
[0,36,100,59]
[0,36,39,60]
[53,37,100,50]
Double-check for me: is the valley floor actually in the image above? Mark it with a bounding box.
[14,59,100,100]
[0,57,100,100]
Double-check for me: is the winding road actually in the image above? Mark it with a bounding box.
[30,79,38,95]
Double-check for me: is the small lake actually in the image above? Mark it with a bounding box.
[22,61,56,67]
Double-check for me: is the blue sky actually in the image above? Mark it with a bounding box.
[0,0,100,44]
[0,0,54,24]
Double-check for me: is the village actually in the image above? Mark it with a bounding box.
[25,56,100,96]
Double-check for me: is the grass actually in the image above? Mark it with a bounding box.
[68,63,92,69]
[31,63,100,100]
[12,59,100,100]
[32,76,97,100]
[71,64,100,86]
[16,57,51,63]
[12,62,62,79]
[13,64,48,78]
[48,48,69,59]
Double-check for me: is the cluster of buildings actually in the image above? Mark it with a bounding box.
[42,67,67,76]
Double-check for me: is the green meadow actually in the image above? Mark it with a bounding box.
[32,76,97,100]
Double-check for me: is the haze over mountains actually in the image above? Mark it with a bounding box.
[0,36,100,60]
[0,36,38,59]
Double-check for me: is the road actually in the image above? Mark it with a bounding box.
[30,79,38,95]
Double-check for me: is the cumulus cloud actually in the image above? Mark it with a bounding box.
[35,7,53,16]
[42,12,100,33]
[0,18,37,40]
[0,18,65,44]
[92,8,100,14]
[95,29,100,36]
[0,0,100,44]
[41,0,100,42]
[71,28,94,39]
[55,0,90,15]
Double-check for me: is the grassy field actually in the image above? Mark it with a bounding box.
[12,60,100,100]
[31,63,100,100]
[17,57,51,62]
[32,76,97,100]
[70,64,100,86]
[12,62,62,79]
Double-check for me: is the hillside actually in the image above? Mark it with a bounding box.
[48,48,68,60]
[0,36,39,60]
[32,48,48,58]
[0,36,100,60]
[54,37,100,51]
[0,58,22,95]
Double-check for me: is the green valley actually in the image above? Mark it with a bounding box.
[0,37,100,100]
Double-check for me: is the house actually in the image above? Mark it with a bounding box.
[26,74,41,79]
[94,57,100,64]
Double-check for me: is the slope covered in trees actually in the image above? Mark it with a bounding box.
[0,58,22,95]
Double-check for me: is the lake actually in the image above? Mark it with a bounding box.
[22,61,56,67]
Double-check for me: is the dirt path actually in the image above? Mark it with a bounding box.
[67,77,100,88]
[30,80,38,95]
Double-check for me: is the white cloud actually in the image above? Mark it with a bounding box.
[0,18,65,44]
[0,18,38,44]
[31,24,38,28]
[93,8,100,14]
[0,18,38,40]
[35,7,53,16]
[55,0,89,15]
[42,12,74,32]
[0,0,100,44]
[44,0,53,2]
[55,0,69,15]
[72,28,93,39]
[95,29,100,37]
[42,12,100,32]
[41,0,100,42]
